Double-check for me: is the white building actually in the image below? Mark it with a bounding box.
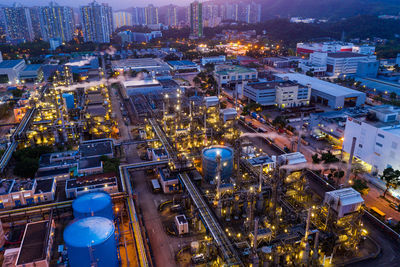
[175,215,189,235]
[323,188,364,218]
[0,59,26,84]
[220,108,237,122]
[201,56,226,66]
[214,65,258,88]
[276,73,366,109]
[343,106,400,175]
[296,41,354,56]
[352,45,375,56]
[243,80,311,108]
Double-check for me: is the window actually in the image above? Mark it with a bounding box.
[390,151,396,158]
[392,142,398,149]
[376,142,383,147]
[377,133,385,138]
[358,144,363,148]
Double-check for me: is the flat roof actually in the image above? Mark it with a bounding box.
[215,65,256,75]
[87,105,106,116]
[123,79,160,88]
[0,60,24,69]
[248,156,274,166]
[247,80,298,90]
[22,64,41,72]
[78,156,102,170]
[328,52,367,58]
[355,77,400,94]
[276,73,365,98]
[167,60,197,66]
[176,215,187,224]
[66,176,117,190]
[11,180,35,192]
[112,58,169,68]
[35,178,54,194]
[17,221,49,265]
[79,140,113,157]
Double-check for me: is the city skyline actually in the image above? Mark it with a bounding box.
[0,0,195,9]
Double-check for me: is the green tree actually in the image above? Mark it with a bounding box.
[390,92,397,100]
[312,154,320,164]
[380,167,400,198]
[351,161,366,180]
[352,179,370,195]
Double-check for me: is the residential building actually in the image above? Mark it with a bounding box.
[39,3,75,42]
[343,106,400,175]
[113,11,132,30]
[276,73,366,109]
[240,2,261,24]
[80,1,113,43]
[166,5,177,27]
[145,4,159,25]
[132,7,146,25]
[2,4,35,43]
[190,1,203,39]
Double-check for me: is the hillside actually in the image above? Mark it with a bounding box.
[257,0,400,20]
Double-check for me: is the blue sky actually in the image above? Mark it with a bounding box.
[1,0,194,9]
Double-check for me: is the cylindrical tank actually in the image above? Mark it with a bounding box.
[64,216,118,267]
[202,146,234,183]
[72,192,113,220]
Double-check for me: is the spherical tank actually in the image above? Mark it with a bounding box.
[72,192,113,220]
[64,216,118,267]
[202,146,234,183]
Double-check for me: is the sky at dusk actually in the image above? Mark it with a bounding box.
[0,0,194,9]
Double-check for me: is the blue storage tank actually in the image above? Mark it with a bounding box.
[64,216,118,267]
[72,192,113,220]
[202,146,234,183]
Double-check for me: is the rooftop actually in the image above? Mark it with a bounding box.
[328,52,367,58]
[0,59,24,69]
[78,156,102,170]
[325,188,364,206]
[123,79,160,88]
[0,180,14,195]
[87,105,106,116]
[79,139,113,158]
[35,178,54,194]
[21,64,41,72]
[247,80,297,90]
[112,58,169,69]
[11,180,35,192]
[17,221,49,265]
[215,65,256,75]
[276,73,365,98]
[248,156,275,166]
[176,215,187,224]
[167,60,197,66]
[66,176,117,190]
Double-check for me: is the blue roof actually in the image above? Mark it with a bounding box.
[167,60,196,66]
[0,60,24,69]
[355,77,400,94]
[203,146,233,160]
[72,192,111,213]
[22,64,41,72]
[64,216,114,247]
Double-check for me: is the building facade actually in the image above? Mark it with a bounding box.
[190,1,203,39]
[80,1,113,43]
[113,11,132,30]
[2,5,35,43]
[39,3,75,42]
[343,107,400,175]
[145,4,159,25]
